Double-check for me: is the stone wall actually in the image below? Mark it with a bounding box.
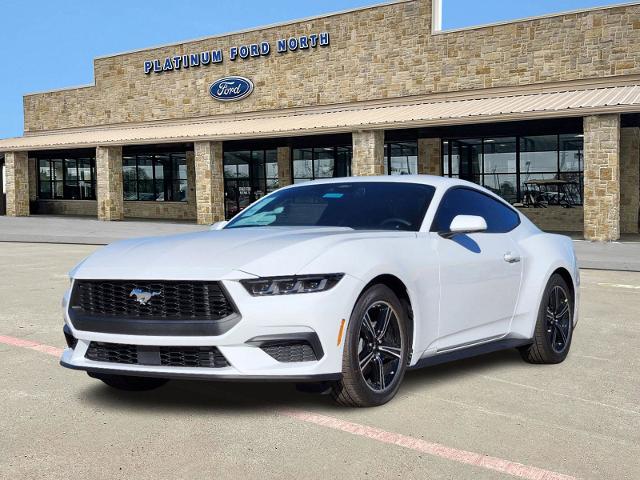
[36,200,97,216]
[519,206,584,232]
[352,130,385,176]
[124,201,196,221]
[5,152,29,216]
[28,158,37,201]
[277,147,292,188]
[620,127,640,234]
[23,1,640,132]
[96,146,124,221]
[418,138,441,176]
[583,114,621,241]
[194,141,225,224]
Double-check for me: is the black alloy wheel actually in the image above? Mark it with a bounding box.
[520,273,574,364]
[545,285,571,354]
[358,301,403,392]
[333,284,409,407]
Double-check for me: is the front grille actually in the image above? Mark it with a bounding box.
[86,342,229,368]
[72,280,235,320]
[261,341,318,363]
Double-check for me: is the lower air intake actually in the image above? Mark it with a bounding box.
[85,342,229,368]
[260,341,318,363]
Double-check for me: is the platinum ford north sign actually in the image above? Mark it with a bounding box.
[209,77,254,102]
[144,32,330,74]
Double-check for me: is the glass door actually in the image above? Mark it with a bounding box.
[223,149,278,219]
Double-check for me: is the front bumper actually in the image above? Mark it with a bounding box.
[60,274,363,381]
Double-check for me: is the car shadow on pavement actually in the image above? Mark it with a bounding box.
[401,348,524,392]
[78,348,524,413]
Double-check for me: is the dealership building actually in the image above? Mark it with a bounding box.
[1,0,639,241]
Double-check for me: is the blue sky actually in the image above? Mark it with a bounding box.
[0,0,625,138]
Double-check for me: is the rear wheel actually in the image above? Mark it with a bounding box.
[89,373,169,391]
[520,273,574,364]
[332,284,409,407]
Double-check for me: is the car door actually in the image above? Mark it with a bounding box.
[431,187,523,351]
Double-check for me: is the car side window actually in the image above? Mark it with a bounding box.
[431,187,520,234]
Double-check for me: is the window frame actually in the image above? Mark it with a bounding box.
[429,186,522,234]
[441,133,584,206]
[123,151,188,203]
[384,141,419,176]
[36,155,96,201]
[291,145,352,183]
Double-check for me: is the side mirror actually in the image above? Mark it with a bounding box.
[210,221,228,231]
[440,215,487,239]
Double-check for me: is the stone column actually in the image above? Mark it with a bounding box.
[418,138,442,176]
[583,114,621,241]
[96,146,124,221]
[194,141,225,225]
[620,127,640,234]
[352,130,385,176]
[5,151,30,217]
[28,158,38,201]
[185,150,197,218]
[277,146,292,188]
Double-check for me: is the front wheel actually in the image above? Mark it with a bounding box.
[519,273,574,364]
[332,284,410,407]
[89,373,169,391]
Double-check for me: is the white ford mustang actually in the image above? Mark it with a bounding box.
[61,176,579,407]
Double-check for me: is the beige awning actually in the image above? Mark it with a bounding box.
[2,84,640,152]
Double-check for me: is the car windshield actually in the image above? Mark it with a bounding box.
[225,182,436,231]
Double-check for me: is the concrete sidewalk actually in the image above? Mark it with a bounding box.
[1,215,639,271]
[0,216,207,245]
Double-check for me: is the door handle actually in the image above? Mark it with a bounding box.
[504,252,521,263]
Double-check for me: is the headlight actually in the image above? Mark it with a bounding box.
[240,274,344,296]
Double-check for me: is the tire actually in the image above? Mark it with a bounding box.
[520,273,574,364]
[88,373,169,391]
[332,284,410,407]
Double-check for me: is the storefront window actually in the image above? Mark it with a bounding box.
[37,154,95,200]
[482,137,517,204]
[384,142,418,175]
[292,146,351,183]
[223,149,278,219]
[441,133,584,205]
[123,152,187,202]
[520,135,558,173]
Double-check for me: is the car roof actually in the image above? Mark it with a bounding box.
[282,174,475,190]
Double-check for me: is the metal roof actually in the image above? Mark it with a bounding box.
[2,84,640,152]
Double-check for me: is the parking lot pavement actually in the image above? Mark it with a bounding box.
[1,243,638,480]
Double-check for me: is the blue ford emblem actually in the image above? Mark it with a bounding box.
[209,76,254,102]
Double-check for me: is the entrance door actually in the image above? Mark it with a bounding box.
[223,149,279,219]
[0,156,6,215]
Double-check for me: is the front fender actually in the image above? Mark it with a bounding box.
[298,234,440,367]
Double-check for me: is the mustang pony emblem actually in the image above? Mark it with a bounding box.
[129,288,161,305]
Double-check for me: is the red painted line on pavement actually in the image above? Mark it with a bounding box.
[0,335,63,357]
[282,410,578,480]
[0,334,578,479]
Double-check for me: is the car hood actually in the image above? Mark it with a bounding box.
[72,226,412,280]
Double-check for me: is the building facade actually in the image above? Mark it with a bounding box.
[1,0,639,241]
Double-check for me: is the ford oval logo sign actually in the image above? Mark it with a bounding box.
[209,76,254,102]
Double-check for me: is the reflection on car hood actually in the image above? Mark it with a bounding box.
[72,226,412,280]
